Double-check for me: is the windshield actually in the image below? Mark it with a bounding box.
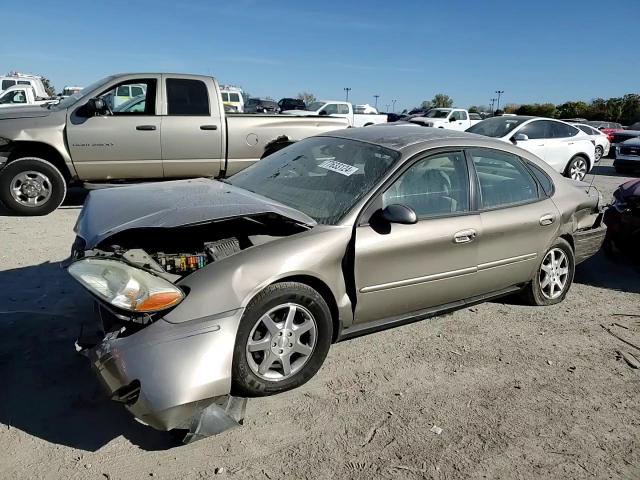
[53,76,115,109]
[228,137,400,224]
[425,109,451,118]
[466,116,529,138]
[306,102,325,111]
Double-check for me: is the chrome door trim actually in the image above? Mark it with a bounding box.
[477,253,537,271]
[360,265,477,293]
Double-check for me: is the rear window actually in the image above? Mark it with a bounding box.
[229,93,240,102]
[166,78,210,115]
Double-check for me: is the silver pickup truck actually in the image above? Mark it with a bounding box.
[0,73,348,215]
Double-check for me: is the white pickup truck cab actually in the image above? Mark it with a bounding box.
[282,100,387,127]
[0,85,54,108]
[410,108,481,130]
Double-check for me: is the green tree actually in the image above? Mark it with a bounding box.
[503,103,520,114]
[555,101,589,119]
[297,92,316,104]
[420,100,433,110]
[515,103,556,118]
[468,105,479,113]
[39,76,55,97]
[431,94,453,108]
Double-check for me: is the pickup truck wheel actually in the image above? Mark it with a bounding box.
[231,282,332,397]
[0,157,66,216]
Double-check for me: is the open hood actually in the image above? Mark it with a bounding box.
[74,178,317,248]
[0,105,52,120]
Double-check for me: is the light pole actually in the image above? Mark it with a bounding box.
[385,104,390,112]
[495,90,504,112]
[374,94,379,109]
[392,99,397,113]
[490,98,496,115]
[344,87,351,102]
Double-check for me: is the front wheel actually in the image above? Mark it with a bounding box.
[565,156,589,181]
[0,157,67,216]
[522,238,575,306]
[231,282,333,397]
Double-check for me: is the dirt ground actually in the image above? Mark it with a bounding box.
[0,159,639,480]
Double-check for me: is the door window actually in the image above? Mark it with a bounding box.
[470,148,539,209]
[451,110,467,120]
[0,90,26,104]
[519,120,552,139]
[228,93,240,102]
[551,122,579,138]
[337,104,350,114]
[100,79,156,115]
[322,104,338,115]
[221,92,229,102]
[383,152,470,218]
[166,78,210,115]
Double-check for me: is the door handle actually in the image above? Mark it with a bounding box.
[200,125,218,130]
[453,229,477,244]
[539,214,555,226]
[136,125,156,131]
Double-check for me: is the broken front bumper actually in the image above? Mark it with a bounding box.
[82,303,245,436]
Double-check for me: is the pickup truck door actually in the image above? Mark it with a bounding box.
[448,110,468,131]
[160,76,224,178]
[66,76,163,180]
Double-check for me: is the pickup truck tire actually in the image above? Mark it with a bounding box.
[0,157,67,216]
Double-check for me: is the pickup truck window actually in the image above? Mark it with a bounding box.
[166,78,210,116]
[0,90,26,104]
[100,79,156,115]
[228,93,240,102]
[425,110,450,118]
[337,104,350,115]
[323,104,339,115]
[1,80,15,90]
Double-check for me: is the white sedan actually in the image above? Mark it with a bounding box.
[467,116,596,181]
[573,123,610,162]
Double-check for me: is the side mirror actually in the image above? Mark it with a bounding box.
[512,133,529,142]
[449,116,456,122]
[380,204,418,225]
[318,110,328,116]
[86,97,108,116]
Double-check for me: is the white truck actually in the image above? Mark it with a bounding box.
[0,85,55,108]
[0,73,48,97]
[282,100,387,127]
[409,108,481,130]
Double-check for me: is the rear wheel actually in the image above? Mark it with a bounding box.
[594,146,603,162]
[522,238,575,306]
[231,282,333,397]
[565,156,589,181]
[0,157,66,216]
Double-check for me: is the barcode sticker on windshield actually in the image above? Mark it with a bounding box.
[318,160,359,176]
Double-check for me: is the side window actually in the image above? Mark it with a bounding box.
[337,104,350,114]
[1,79,16,90]
[526,162,554,197]
[166,78,210,115]
[0,90,26,104]
[323,104,338,115]
[101,79,156,115]
[458,111,468,120]
[382,152,470,218]
[450,111,460,121]
[469,148,539,209]
[551,122,579,138]
[519,120,549,139]
[229,93,240,103]
[17,80,30,85]
[577,125,591,135]
[221,92,229,102]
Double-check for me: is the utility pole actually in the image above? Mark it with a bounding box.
[490,98,496,115]
[392,99,397,113]
[385,104,390,112]
[374,94,379,109]
[344,87,351,102]
[495,90,504,112]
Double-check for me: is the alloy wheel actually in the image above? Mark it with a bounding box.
[595,146,603,161]
[10,171,52,207]
[570,158,588,181]
[539,248,569,299]
[246,303,317,381]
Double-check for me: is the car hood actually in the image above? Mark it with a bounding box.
[0,105,52,120]
[74,178,317,248]
[616,178,640,200]
[621,137,640,146]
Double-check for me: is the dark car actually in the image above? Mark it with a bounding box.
[604,178,640,261]
[245,98,278,113]
[278,98,306,112]
[611,130,640,160]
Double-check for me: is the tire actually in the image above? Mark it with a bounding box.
[594,146,603,162]
[231,282,333,397]
[564,155,589,181]
[521,238,575,306]
[0,157,66,216]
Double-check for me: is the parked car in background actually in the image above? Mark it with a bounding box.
[409,108,481,130]
[58,85,83,99]
[610,129,640,158]
[277,98,306,113]
[469,112,483,122]
[604,178,640,261]
[0,73,48,98]
[585,121,623,143]
[0,73,348,215]
[281,100,387,127]
[467,116,596,181]
[574,123,610,162]
[613,137,640,174]
[220,85,244,112]
[0,85,54,108]
[102,83,146,109]
[67,126,605,441]
[628,122,640,131]
[244,98,278,113]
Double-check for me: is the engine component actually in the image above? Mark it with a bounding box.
[156,252,208,274]
[205,238,242,261]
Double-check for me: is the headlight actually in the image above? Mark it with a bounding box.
[68,258,185,312]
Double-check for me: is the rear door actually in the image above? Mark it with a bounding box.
[469,147,559,293]
[66,76,163,180]
[160,76,224,178]
[545,121,587,172]
[354,150,481,323]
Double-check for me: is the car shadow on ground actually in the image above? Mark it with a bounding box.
[591,163,637,178]
[574,250,640,294]
[0,187,89,216]
[0,261,176,451]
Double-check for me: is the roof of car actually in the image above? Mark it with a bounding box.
[320,124,490,151]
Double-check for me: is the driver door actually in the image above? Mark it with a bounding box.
[353,151,481,324]
[66,76,162,180]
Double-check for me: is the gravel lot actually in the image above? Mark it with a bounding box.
[0,159,639,480]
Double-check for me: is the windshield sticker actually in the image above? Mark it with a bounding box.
[318,160,359,176]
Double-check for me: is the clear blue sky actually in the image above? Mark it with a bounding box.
[3,0,638,111]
